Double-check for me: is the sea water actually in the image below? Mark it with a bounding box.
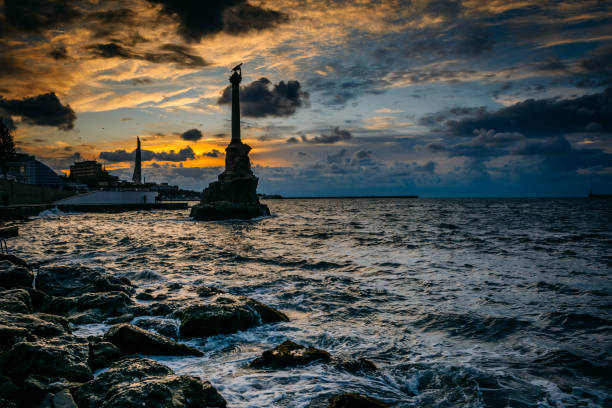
[10,198,612,407]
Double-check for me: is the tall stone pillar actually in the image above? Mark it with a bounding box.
[132,136,142,184]
[230,69,241,144]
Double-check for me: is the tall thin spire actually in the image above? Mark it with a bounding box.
[132,136,142,184]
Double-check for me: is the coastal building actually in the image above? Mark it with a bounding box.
[132,136,142,184]
[2,154,63,186]
[69,160,103,180]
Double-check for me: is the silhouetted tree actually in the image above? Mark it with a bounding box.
[0,121,16,179]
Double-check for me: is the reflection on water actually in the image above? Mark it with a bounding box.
[11,198,612,407]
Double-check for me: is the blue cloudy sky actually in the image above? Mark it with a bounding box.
[1,0,611,196]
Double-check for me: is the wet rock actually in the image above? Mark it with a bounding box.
[0,288,32,313]
[0,311,70,353]
[105,313,134,324]
[135,317,179,339]
[150,302,175,316]
[135,291,155,300]
[335,357,377,373]
[104,323,203,356]
[177,293,288,338]
[327,393,389,408]
[0,260,33,289]
[193,285,226,297]
[167,282,182,291]
[0,254,29,268]
[50,389,78,408]
[40,291,138,324]
[191,200,270,221]
[24,288,50,312]
[36,265,133,297]
[2,335,92,383]
[89,341,123,370]
[249,340,331,369]
[73,358,226,408]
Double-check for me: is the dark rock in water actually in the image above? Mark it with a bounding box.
[0,260,33,289]
[105,313,134,324]
[36,265,133,297]
[150,302,175,316]
[249,340,331,369]
[190,200,270,221]
[0,254,29,268]
[193,285,226,297]
[24,287,50,311]
[2,335,92,383]
[177,293,288,338]
[328,393,389,408]
[0,288,33,314]
[135,291,155,300]
[167,282,182,291]
[190,142,270,221]
[104,323,203,356]
[135,317,179,339]
[335,357,377,373]
[40,389,78,408]
[41,291,138,324]
[89,341,123,370]
[73,358,226,408]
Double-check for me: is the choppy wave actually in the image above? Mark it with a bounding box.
[9,198,612,407]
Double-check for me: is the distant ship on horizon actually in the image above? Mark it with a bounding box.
[588,189,612,198]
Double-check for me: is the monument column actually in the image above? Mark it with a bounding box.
[230,67,242,144]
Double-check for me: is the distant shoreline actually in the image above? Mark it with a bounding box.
[262,195,419,199]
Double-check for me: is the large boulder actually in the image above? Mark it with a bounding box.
[0,310,69,351]
[135,317,180,339]
[0,260,33,289]
[0,288,32,314]
[36,265,133,297]
[73,358,226,408]
[328,393,389,408]
[249,340,331,369]
[176,293,288,338]
[190,200,270,221]
[104,324,203,356]
[88,340,123,370]
[2,335,92,383]
[40,291,141,324]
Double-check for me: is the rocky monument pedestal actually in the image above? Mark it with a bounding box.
[190,142,270,221]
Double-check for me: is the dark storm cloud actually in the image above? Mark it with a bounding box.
[89,42,209,68]
[144,44,208,68]
[146,0,287,43]
[0,0,81,37]
[426,142,446,151]
[49,45,68,60]
[286,136,299,143]
[511,135,570,155]
[455,26,495,56]
[203,149,222,158]
[180,128,202,141]
[218,77,309,117]
[580,44,612,74]
[301,128,352,144]
[99,146,195,162]
[0,92,76,130]
[442,87,612,137]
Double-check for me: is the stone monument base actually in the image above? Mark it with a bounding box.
[190,142,270,221]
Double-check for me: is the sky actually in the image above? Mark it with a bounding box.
[0,0,611,197]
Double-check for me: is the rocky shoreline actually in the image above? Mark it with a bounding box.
[0,255,388,407]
